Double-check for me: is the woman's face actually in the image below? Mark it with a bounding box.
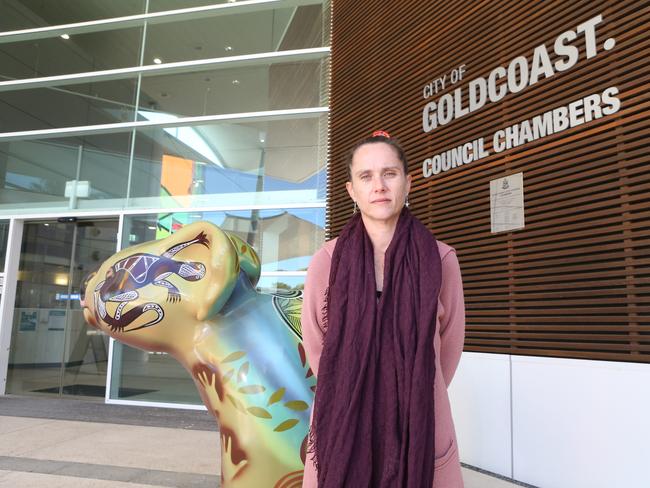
[346,142,411,225]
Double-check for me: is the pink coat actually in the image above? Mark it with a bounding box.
[301,237,466,488]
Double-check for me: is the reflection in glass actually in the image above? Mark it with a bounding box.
[129,116,327,208]
[0,79,137,133]
[0,1,145,30]
[256,275,305,294]
[144,5,323,64]
[137,60,324,118]
[0,28,143,79]
[148,0,229,12]
[0,133,132,213]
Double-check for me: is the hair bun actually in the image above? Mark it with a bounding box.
[371,130,391,138]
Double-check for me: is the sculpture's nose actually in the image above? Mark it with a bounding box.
[79,269,98,308]
[83,306,99,329]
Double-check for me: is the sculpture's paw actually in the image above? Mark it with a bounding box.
[167,291,181,303]
[195,231,210,248]
[221,426,248,482]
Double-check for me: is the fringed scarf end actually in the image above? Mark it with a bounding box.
[306,422,321,474]
[320,285,330,341]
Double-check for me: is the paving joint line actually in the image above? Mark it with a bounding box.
[0,456,220,488]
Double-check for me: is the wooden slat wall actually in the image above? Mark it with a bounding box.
[328,0,650,363]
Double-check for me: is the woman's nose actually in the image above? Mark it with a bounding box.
[372,175,387,191]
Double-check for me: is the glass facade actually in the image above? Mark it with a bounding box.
[2,28,144,78]
[0,133,133,212]
[0,1,146,30]
[6,220,118,398]
[0,0,329,405]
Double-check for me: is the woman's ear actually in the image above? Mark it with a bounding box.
[346,180,355,202]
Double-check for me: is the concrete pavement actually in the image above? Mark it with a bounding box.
[0,395,533,488]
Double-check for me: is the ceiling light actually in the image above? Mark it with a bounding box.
[54,273,69,286]
[232,79,240,85]
[147,226,156,230]
[153,57,162,64]
[60,34,70,40]
[225,46,233,51]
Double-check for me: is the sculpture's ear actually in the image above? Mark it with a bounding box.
[224,231,261,288]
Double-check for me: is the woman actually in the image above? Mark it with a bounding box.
[301,132,466,487]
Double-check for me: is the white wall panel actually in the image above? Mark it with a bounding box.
[451,353,650,487]
[449,352,513,478]
[511,356,650,488]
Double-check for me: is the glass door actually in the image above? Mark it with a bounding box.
[6,218,118,398]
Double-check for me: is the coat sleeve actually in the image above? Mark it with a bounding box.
[301,247,331,378]
[438,249,466,387]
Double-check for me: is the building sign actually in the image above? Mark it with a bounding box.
[55,293,80,301]
[421,13,620,178]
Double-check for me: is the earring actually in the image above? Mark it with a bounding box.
[353,201,358,213]
[405,195,410,207]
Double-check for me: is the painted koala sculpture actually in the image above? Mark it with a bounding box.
[80,222,314,488]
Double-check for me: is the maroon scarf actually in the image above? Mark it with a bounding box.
[311,207,442,487]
